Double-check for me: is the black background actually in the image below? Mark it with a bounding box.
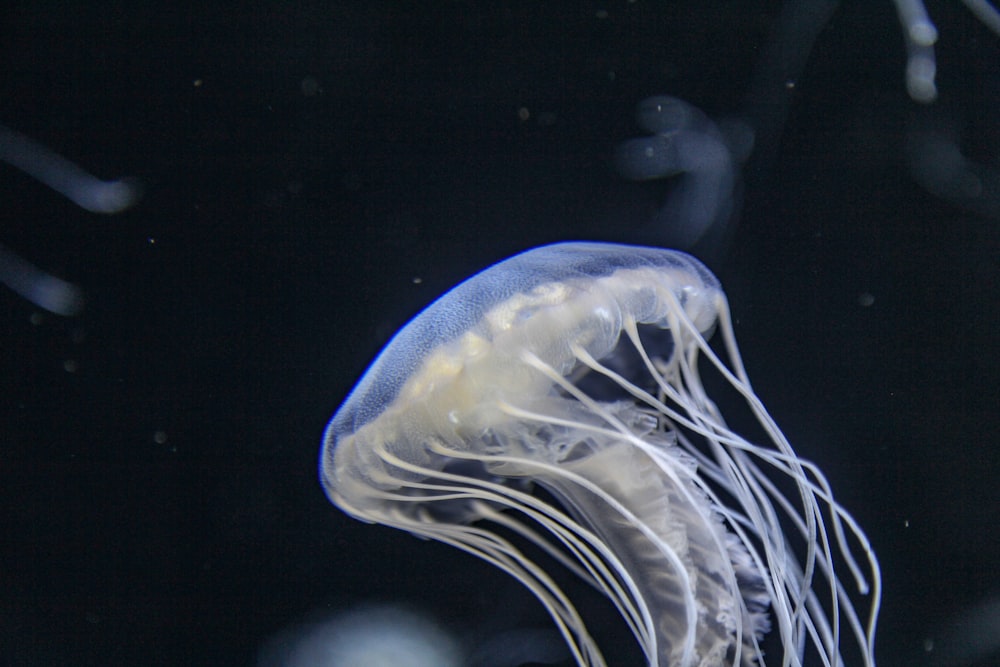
[1,2,998,666]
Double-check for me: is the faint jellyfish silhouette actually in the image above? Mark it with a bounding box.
[320,242,881,666]
[257,603,568,667]
[906,106,1000,220]
[925,595,1000,667]
[891,0,1000,103]
[614,96,737,252]
[0,123,142,315]
[892,1,1000,217]
[608,1,1000,256]
[258,604,462,667]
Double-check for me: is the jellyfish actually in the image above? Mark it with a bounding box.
[889,0,1000,103]
[257,602,568,667]
[320,242,881,667]
[924,595,1000,667]
[614,96,737,251]
[0,123,141,315]
[608,1,1000,254]
[259,604,464,667]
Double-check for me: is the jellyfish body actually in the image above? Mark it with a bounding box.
[321,242,880,667]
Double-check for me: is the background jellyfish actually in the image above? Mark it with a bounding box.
[0,123,141,315]
[744,0,1000,219]
[889,0,1000,103]
[321,242,881,666]
[614,96,738,253]
[257,602,568,667]
[618,0,1000,259]
[259,604,463,667]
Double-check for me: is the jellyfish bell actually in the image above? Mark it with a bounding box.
[320,242,881,667]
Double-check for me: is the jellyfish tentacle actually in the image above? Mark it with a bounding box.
[0,123,142,315]
[0,124,141,214]
[322,242,881,667]
[0,243,84,317]
[615,97,736,250]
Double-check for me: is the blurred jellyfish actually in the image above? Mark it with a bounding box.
[623,2,1000,252]
[925,595,1000,667]
[609,1,1000,251]
[320,242,881,666]
[258,604,462,667]
[0,125,140,215]
[892,1,1000,218]
[0,123,142,315]
[892,0,941,103]
[615,96,736,251]
[754,0,999,106]
[0,243,86,318]
[906,106,1000,220]
[891,0,999,103]
[257,603,567,667]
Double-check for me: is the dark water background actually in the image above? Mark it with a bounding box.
[1,2,997,665]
